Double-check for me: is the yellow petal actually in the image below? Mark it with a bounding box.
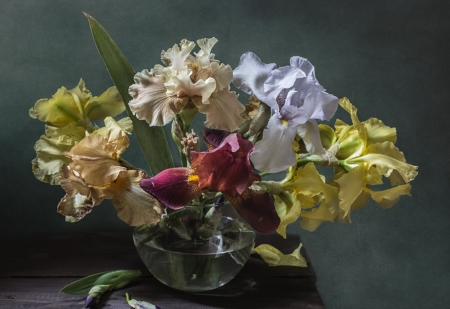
[31,124,86,185]
[95,117,133,137]
[30,87,82,126]
[350,190,371,210]
[365,184,412,209]
[103,117,131,155]
[335,165,364,217]
[84,86,125,120]
[69,79,93,106]
[351,141,418,183]
[252,244,307,267]
[318,124,336,150]
[283,162,338,204]
[300,200,335,232]
[337,97,367,159]
[112,170,165,226]
[364,117,397,145]
[275,194,301,238]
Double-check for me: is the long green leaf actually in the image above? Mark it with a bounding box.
[84,13,174,175]
[60,270,141,295]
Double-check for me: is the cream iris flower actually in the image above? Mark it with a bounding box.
[128,38,245,132]
[58,117,165,226]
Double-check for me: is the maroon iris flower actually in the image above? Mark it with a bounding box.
[140,129,280,233]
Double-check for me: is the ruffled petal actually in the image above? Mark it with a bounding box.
[296,120,326,155]
[84,86,125,120]
[196,88,245,132]
[64,133,126,186]
[140,168,201,209]
[289,56,320,86]
[365,184,412,209]
[334,165,365,218]
[364,118,397,145]
[283,162,339,204]
[263,66,305,108]
[30,86,82,126]
[351,141,418,183]
[275,195,302,238]
[209,62,233,91]
[250,115,297,173]
[232,52,276,102]
[112,170,165,226]
[192,133,259,196]
[195,37,218,68]
[102,117,131,155]
[225,189,280,234]
[165,69,216,103]
[163,39,196,72]
[57,193,94,222]
[302,88,339,121]
[128,70,188,126]
[299,200,335,232]
[31,124,86,185]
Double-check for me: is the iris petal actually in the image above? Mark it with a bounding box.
[225,189,280,234]
[140,168,201,209]
[250,115,297,173]
[232,52,276,102]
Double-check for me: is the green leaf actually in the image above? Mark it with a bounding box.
[84,13,174,175]
[60,269,141,295]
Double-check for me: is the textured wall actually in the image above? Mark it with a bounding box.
[1,1,448,308]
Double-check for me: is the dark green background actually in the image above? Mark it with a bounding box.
[1,1,448,308]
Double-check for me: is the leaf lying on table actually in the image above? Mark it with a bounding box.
[251,243,307,267]
[60,269,141,295]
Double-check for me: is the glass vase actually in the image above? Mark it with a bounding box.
[132,200,256,292]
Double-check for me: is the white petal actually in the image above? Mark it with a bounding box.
[232,52,276,102]
[264,66,305,107]
[303,88,339,121]
[250,115,297,173]
[128,70,188,126]
[163,39,195,72]
[195,37,218,67]
[196,88,245,132]
[289,56,320,86]
[210,62,233,92]
[165,69,216,103]
[297,120,325,155]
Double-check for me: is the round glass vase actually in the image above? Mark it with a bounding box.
[132,201,256,292]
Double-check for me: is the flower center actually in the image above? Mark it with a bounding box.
[187,174,199,183]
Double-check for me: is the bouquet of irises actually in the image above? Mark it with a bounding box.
[30,15,417,255]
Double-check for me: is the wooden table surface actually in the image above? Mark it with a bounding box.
[0,232,324,309]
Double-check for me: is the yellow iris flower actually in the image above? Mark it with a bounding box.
[325,98,418,221]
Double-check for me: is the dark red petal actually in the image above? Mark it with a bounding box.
[225,189,280,234]
[139,168,201,209]
[192,133,261,196]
